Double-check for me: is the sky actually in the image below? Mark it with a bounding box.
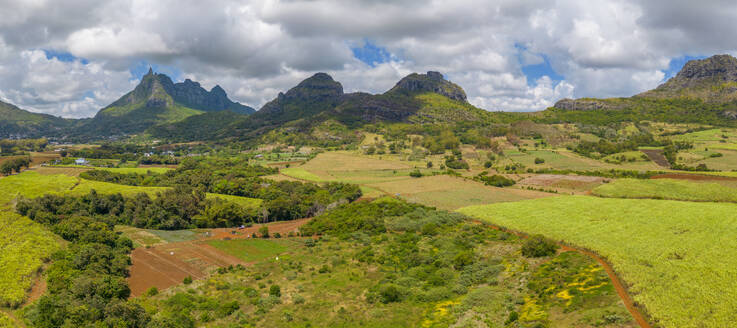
[0,0,735,118]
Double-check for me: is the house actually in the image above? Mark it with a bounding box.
[75,158,88,165]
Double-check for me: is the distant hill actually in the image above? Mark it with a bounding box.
[548,54,737,125]
[0,100,76,138]
[78,68,254,136]
[149,71,499,142]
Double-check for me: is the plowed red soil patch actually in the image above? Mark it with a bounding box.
[128,241,244,296]
[651,173,737,181]
[640,149,670,167]
[128,219,310,296]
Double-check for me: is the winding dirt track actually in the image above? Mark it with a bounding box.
[479,221,652,328]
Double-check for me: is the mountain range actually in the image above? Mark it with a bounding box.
[2,54,737,141]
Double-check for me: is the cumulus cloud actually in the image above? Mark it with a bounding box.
[0,0,736,117]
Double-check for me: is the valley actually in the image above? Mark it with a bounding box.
[2,55,737,328]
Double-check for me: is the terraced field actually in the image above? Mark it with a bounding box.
[459,196,737,328]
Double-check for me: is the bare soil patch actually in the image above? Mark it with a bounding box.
[128,219,310,296]
[640,149,670,167]
[519,174,607,193]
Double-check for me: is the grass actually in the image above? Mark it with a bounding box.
[0,313,14,327]
[0,212,61,307]
[116,226,202,248]
[459,196,737,328]
[593,178,737,203]
[206,239,291,262]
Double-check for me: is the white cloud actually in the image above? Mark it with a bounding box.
[0,48,135,118]
[0,0,737,117]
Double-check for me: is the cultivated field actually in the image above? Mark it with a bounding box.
[367,175,549,210]
[593,178,737,203]
[0,212,60,307]
[125,219,310,296]
[459,196,737,328]
[518,174,607,193]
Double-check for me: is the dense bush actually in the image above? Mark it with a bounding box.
[521,234,559,257]
[477,174,515,187]
[17,187,256,230]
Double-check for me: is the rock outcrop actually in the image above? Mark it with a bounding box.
[389,71,467,102]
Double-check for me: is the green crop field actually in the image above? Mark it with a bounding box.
[593,178,737,203]
[206,239,292,262]
[459,196,737,328]
[72,179,167,197]
[0,212,61,307]
[279,167,326,182]
[0,172,78,205]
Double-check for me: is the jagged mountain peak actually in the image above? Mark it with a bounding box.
[389,71,467,102]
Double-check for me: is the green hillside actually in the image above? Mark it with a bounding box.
[0,100,75,138]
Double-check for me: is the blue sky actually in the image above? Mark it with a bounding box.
[351,40,392,67]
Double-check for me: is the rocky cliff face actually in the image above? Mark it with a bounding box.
[554,54,737,114]
[661,55,737,88]
[257,73,344,118]
[638,54,737,102]
[389,71,467,102]
[553,98,622,111]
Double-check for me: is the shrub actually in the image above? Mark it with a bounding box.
[478,174,515,187]
[453,251,475,269]
[521,234,559,257]
[259,226,270,238]
[146,287,159,296]
[269,285,281,297]
[534,157,545,164]
[183,276,193,284]
[484,161,493,168]
[409,169,423,178]
[379,284,402,303]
